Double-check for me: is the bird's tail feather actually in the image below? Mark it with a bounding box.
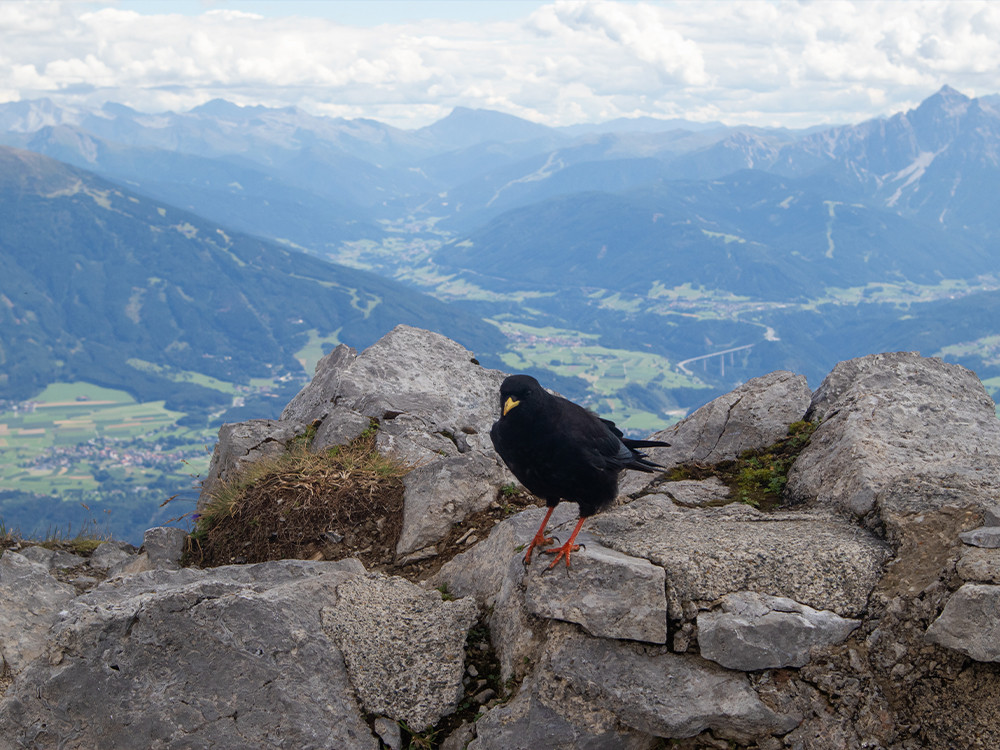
[627,456,666,472]
[623,438,670,449]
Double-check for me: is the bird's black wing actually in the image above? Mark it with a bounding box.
[560,401,643,472]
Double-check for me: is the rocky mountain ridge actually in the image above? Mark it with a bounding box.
[3,326,1000,748]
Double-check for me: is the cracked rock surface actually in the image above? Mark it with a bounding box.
[0,559,479,749]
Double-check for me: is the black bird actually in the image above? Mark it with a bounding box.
[489,374,669,569]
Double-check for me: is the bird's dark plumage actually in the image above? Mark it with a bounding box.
[489,374,669,568]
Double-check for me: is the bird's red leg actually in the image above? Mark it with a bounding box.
[544,516,587,569]
[522,506,556,565]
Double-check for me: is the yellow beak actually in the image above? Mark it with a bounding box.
[502,396,520,416]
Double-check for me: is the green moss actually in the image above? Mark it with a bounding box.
[658,420,820,510]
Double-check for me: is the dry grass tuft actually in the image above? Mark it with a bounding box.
[188,432,410,569]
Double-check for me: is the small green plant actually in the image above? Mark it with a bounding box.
[359,418,379,441]
[732,420,819,508]
[398,720,437,749]
[500,483,519,498]
[288,422,319,451]
[436,583,456,601]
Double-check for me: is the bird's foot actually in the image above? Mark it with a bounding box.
[543,540,582,569]
[522,533,556,565]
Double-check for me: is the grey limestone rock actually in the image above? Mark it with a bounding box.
[373,717,402,750]
[440,721,476,750]
[523,535,667,644]
[697,591,861,670]
[143,525,188,568]
[323,572,479,731]
[280,342,359,425]
[0,559,379,750]
[396,452,506,556]
[470,674,655,750]
[658,476,730,506]
[786,352,1000,517]
[198,418,306,505]
[433,504,579,609]
[84,539,138,571]
[311,404,373,451]
[588,495,891,618]
[282,325,505,458]
[957,547,1000,583]
[17,546,86,571]
[539,625,798,742]
[925,582,1000,662]
[0,551,77,675]
[959,526,1000,548]
[469,673,656,750]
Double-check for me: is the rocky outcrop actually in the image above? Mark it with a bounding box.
[786,351,1000,518]
[5,333,1000,749]
[198,325,510,558]
[620,369,812,495]
[0,558,476,749]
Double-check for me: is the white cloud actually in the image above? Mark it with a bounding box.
[0,0,997,127]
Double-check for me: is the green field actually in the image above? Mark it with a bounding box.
[127,359,239,395]
[294,329,343,374]
[0,382,218,540]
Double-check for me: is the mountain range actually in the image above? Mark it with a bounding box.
[0,146,503,411]
[2,85,1000,417]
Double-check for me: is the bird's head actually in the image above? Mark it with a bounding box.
[498,374,544,417]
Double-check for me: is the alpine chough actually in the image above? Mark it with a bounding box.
[489,374,669,569]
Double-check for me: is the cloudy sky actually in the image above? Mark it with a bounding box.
[2,0,998,129]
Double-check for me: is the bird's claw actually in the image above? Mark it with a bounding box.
[522,534,556,566]
[543,542,581,570]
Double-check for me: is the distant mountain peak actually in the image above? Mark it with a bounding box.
[935,84,967,100]
[917,84,972,115]
[188,99,248,117]
[415,106,557,149]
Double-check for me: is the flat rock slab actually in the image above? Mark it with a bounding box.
[698,591,860,670]
[925,582,1000,662]
[523,535,667,644]
[786,352,1000,516]
[397,452,506,556]
[960,526,1000,549]
[469,675,652,750]
[323,573,478,730]
[658,476,730,507]
[589,496,891,618]
[540,626,797,741]
[433,504,580,608]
